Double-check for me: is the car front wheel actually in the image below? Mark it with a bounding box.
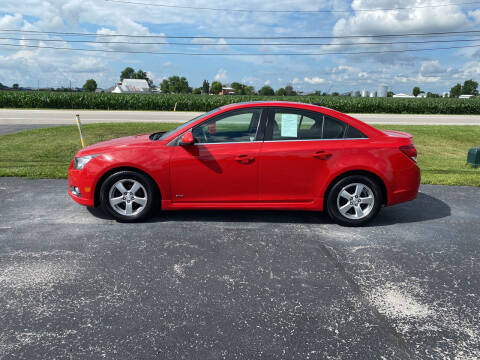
[100,171,156,222]
[326,175,382,227]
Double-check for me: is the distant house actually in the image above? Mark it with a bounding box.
[220,85,235,95]
[459,94,475,99]
[112,79,151,93]
[392,93,416,98]
[416,92,427,98]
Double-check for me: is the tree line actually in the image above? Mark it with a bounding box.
[412,79,478,98]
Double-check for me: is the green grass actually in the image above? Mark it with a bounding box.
[0,123,478,185]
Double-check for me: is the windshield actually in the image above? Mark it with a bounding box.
[158,108,219,140]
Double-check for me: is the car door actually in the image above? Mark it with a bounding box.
[259,108,345,202]
[169,108,265,203]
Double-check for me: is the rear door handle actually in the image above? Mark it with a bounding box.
[235,154,255,164]
[313,151,332,160]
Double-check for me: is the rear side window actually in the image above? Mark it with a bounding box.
[323,116,346,139]
[266,108,349,141]
[345,125,367,139]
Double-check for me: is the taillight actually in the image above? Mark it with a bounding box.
[399,144,417,163]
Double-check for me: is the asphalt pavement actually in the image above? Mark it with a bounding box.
[1,109,480,126]
[0,178,479,359]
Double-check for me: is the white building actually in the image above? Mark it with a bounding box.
[416,92,427,98]
[392,93,416,98]
[112,79,151,93]
[377,85,388,98]
[459,94,475,99]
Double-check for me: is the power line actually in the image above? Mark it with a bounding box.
[1,42,479,55]
[2,28,480,39]
[103,0,480,13]
[3,36,480,47]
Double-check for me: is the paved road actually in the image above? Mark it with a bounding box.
[0,178,479,359]
[1,109,480,126]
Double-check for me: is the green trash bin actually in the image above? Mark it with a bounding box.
[467,148,480,168]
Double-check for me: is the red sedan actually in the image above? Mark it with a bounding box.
[68,101,420,226]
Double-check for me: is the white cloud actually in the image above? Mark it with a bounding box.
[214,69,228,82]
[0,13,23,28]
[291,77,302,85]
[304,76,325,84]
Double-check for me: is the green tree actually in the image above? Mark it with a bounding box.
[284,85,297,96]
[412,86,421,97]
[230,82,244,95]
[462,79,478,95]
[259,85,274,96]
[244,86,255,95]
[82,79,97,92]
[160,79,170,93]
[120,67,136,81]
[202,80,210,94]
[192,87,202,94]
[12,83,19,90]
[450,83,462,97]
[211,81,222,94]
[275,87,286,96]
[166,76,191,93]
[230,82,255,95]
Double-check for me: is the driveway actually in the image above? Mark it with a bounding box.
[0,178,479,359]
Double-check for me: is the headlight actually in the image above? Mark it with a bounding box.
[73,154,101,170]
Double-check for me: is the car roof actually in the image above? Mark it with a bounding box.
[219,101,329,111]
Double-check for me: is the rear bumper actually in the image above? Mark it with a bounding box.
[68,162,95,207]
[388,162,421,206]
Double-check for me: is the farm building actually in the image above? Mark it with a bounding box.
[392,93,416,98]
[112,79,151,93]
[220,85,235,95]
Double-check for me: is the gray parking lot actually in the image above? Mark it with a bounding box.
[0,178,479,359]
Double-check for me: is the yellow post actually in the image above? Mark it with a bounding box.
[75,114,86,148]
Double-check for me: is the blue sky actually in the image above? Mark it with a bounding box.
[1,0,480,94]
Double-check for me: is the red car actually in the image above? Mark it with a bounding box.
[68,101,420,226]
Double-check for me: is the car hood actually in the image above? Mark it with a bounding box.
[76,134,152,156]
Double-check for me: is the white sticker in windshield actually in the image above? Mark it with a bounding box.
[281,114,298,137]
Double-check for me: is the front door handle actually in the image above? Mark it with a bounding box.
[313,151,332,160]
[235,154,255,164]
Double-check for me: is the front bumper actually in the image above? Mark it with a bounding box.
[68,161,96,207]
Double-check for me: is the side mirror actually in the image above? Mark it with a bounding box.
[179,131,194,146]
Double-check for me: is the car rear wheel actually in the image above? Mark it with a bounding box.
[100,171,156,222]
[326,175,382,227]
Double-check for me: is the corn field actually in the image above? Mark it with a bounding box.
[1,91,480,114]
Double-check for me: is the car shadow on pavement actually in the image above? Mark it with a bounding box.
[87,192,450,226]
[369,192,451,226]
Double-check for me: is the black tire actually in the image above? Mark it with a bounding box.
[99,170,157,222]
[326,175,382,227]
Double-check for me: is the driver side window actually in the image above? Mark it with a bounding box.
[192,109,262,144]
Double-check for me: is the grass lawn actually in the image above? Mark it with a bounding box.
[0,123,479,186]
